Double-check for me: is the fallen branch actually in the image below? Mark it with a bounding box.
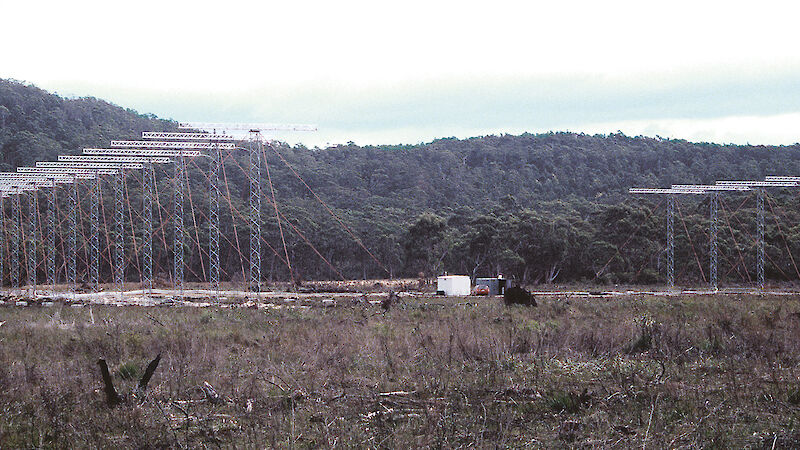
[379,390,416,397]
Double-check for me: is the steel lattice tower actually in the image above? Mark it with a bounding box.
[666,194,675,287]
[709,192,718,291]
[209,143,221,295]
[27,192,38,292]
[0,197,4,288]
[633,180,795,291]
[114,170,125,292]
[757,188,765,290]
[249,134,262,292]
[68,182,77,292]
[47,182,56,286]
[142,163,154,292]
[89,176,99,291]
[174,156,184,293]
[11,193,20,289]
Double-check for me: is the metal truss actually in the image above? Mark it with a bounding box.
[629,188,706,195]
[0,185,38,192]
[0,182,53,190]
[84,149,201,157]
[757,189,765,290]
[631,184,742,288]
[765,176,800,181]
[111,140,235,150]
[143,132,236,141]
[717,180,798,290]
[718,180,797,187]
[38,161,144,170]
[179,122,317,132]
[1,178,58,188]
[27,192,38,292]
[174,157,185,293]
[90,176,99,292]
[114,170,125,291]
[209,143,221,295]
[59,155,171,164]
[68,182,77,292]
[709,192,718,291]
[11,193,20,289]
[47,182,56,286]
[249,135,262,292]
[0,172,88,181]
[142,163,154,292]
[0,197,4,288]
[19,167,118,175]
[672,184,750,192]
[666,195,675,287]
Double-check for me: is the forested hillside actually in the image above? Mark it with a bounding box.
[3,78,800,286]
[0,79,173,169]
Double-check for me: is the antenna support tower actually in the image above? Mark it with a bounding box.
[174,156,185,293]
[142,163,154,292]
[716,179,799,290]
[11,192,21,289]
[250,134,262,291]
[175,123,316,292]
[114,169,125,292]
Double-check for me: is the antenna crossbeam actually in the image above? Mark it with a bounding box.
[179,122,317,132]
[1,172,79,179]
[0,184,41,192]
[143,132,236,141]
[37,161,144,170]
[671,184,751,191]
[59,155,171,164]
[716,180,798,187]
[629,188,706,194]
[111,140,235,150]
[765,176,800,182]
[0,179,66,187]
[19,167,119,175]
[84,148,202,157]
[0,178,64,187]
[0,172,95,180]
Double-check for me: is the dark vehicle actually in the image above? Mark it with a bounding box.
[473,284,490,296]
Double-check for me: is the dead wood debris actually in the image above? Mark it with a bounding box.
[97,353,162,407]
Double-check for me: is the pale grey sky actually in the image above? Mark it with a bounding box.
[3,0,800,147]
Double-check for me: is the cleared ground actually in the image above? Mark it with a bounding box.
[1,292,799,447]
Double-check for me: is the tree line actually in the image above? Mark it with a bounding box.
[3,78,800,287]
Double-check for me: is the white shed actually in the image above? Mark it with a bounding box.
[436,275,471,296]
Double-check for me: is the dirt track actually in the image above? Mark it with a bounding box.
[2,283,799,308]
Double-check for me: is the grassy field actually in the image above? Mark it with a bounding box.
[1,293,799,448]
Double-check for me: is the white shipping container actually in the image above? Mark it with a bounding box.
[436,275,471,296]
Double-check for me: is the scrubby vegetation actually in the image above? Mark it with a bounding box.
[1,294,799,447]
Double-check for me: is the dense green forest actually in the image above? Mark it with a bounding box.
[3,78,800,287]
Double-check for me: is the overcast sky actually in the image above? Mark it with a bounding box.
[3,0,800,147]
